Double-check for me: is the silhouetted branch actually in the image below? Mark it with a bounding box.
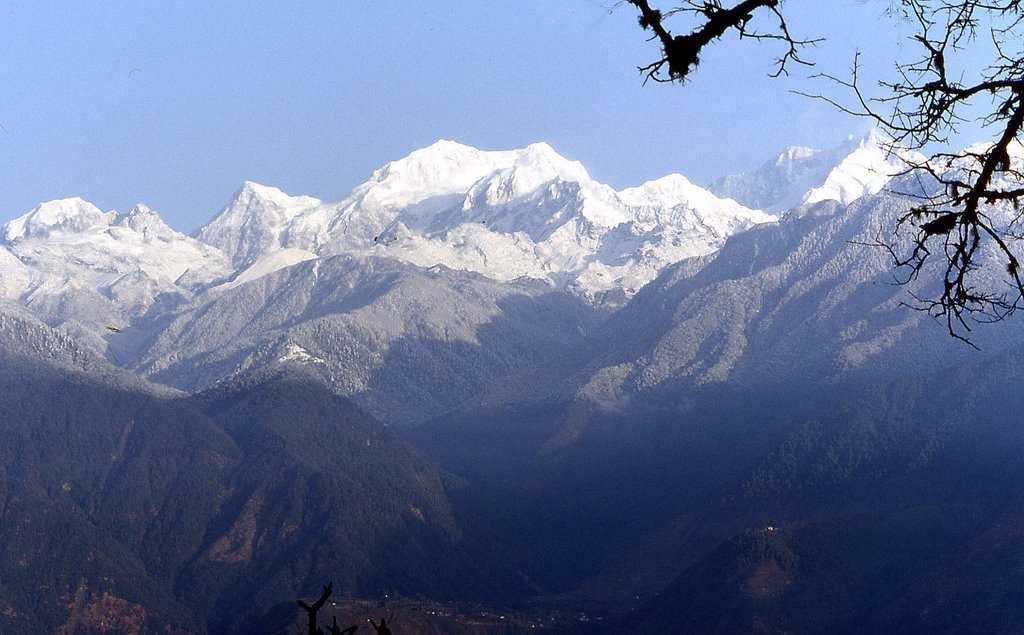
[369,617,393,635]
[328,616,358,635]
[297,582,333,635]
[628,0,820,83]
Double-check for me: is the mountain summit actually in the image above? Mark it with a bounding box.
[195,181,322,269]
[193,140,777,303]
[3,198,113,242]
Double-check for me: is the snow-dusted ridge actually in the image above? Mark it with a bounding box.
[0,133,902,350]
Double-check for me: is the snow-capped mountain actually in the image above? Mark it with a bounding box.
[195,181,322,269]
[197,140,776,303]
[3,199,230,293]
[0,133,909,363]
[0,198,230,349]
[710,130,912,213]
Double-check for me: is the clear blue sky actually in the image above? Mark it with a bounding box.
[0,1,963,230]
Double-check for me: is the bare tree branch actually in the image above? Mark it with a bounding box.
[627,0,821,83]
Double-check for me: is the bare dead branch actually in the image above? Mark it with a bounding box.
[628,0,821,83]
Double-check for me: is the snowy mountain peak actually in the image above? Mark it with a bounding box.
[359,140,593,211]
[209,181,325,220]
[196,181,322,268]
[419,138,481,156]
[236,180,320,207]
[617,174,776,249]
[114,203,175,236]
[463,142,592,208]
[407,138,476,157]
[126,201,156,215]
[373,139,500,184]
[618,173,770,227]
[362,140,519,209]
[516,141,579,167]
[710,129,910,213]
[802,130,908,207]
[620,173,705,206]
[3,198,112,242]
[511,142,590,184]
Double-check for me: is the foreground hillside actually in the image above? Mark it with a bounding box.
[0,313,527,634]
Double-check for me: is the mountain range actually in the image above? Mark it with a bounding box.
[5,132,1024,634]
[0,134,890,400]
[0,137,794,424]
